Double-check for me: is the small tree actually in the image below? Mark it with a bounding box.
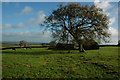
[42,3,110,52]
[19,40,27,48]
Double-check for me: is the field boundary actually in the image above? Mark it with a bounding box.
[0,46,49,50]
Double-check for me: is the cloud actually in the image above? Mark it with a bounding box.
[2,23,26,29]
[17,23,26,28]
[2,24,12,29]
[108,27,118,44]
[2,31,52,43]
[94,1,118,44]
[94,0,100,3]
[109,17,115,25]
[94,1,117,21]
[94,1,111,11]
[29,11,46,24]
[94,1,115,25]
[21,6,33,14]
[109,27,118,37]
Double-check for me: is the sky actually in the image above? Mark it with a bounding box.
[1,1,119,44]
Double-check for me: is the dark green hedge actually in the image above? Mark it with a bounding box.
[83,40,99,50]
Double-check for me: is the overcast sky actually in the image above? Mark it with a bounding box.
[1,1,119,44]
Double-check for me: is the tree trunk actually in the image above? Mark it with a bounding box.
[78,43,85,52]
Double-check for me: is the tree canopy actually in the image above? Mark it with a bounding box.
[42,3,110,52]
[19,40,27,48]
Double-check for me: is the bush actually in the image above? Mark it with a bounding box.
[83,40,99,50]
[118,43,120,46]
[49,40,99,50]
[48,41,57,49]
[56,43,75,50]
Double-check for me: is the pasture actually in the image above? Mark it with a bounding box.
[2,47,119,78]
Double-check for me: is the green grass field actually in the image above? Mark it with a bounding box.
[2,47,119,78]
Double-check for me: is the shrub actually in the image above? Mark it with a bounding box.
[48,41,57,49]
[56,43,75,50]
[83,40,99,50]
